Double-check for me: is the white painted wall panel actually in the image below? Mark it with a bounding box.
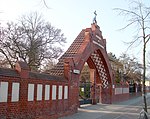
[58,86,62,99]
[45,85,50,100]
[115,88,122,95]
[123,88,129,94]
[64,86,68,99]
[28,84,34,101]
[0,82,8,102]
[11,83,20,102]
[37,84,43,101]
[52,85,56,100]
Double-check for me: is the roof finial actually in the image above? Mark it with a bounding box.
[93,10,97,24]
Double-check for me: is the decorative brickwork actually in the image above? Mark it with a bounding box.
[90,51,109,89]
[58,23,113,104]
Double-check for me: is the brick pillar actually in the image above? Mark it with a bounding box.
[15,61,30,118]
[15,61,30,78]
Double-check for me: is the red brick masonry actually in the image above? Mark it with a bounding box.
[0,24,131,119]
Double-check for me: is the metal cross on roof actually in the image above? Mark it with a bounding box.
[93,11,97,24]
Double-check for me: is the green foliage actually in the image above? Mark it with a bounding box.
[115,70,121,84]
[79,82,91,99]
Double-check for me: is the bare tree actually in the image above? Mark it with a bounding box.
[114,1,150,113]
[42,0,51,9]
[0,12,66,71]
[119,53,142,83]
[148,51,150,69]
[42,59,56,73]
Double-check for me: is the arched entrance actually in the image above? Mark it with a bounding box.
[79,62,101,105]
[49,23,113,110]
[79,47,113,105]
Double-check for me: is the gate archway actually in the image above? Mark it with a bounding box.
[49,23,113,106]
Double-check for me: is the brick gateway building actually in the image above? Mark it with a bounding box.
[0,23,129,119]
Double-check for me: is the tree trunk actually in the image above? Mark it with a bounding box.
[143,41,148,114]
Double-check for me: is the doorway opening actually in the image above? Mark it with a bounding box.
[79,62,101,105]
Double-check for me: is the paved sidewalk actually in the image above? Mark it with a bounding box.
[60,104,141,119]
[115,93,150,107]
[60,93,150,119]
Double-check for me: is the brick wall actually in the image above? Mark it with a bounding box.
[0,66,133,118]
[0,65,73,119]
[112,83,129,103]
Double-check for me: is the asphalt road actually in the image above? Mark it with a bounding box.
[60,93,150,119]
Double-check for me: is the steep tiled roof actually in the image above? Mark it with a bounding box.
[49,29,85,76]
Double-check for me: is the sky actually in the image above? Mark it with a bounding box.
[0,0,150,61]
